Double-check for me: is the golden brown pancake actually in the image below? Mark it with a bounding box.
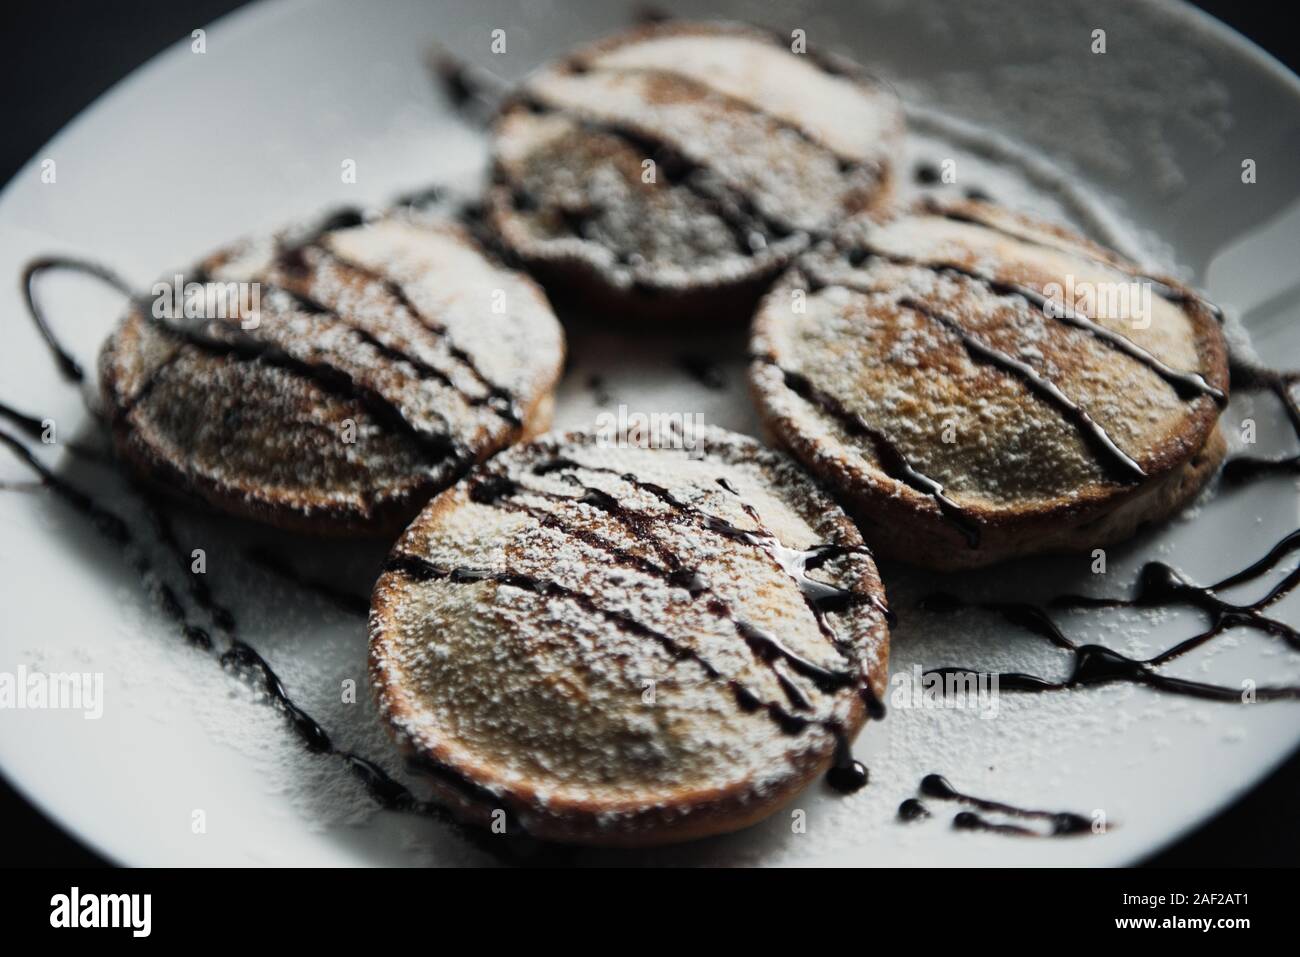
[369,427,890,846]
[485,20,903,323]
[99,208,565,536]
[749,199,1229,569]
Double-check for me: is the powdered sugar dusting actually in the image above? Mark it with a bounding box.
[487,20,903,298]
[370,428,888,840]
[754,204,1220,510]
[6,0,1297,867]
[98,210,564,533]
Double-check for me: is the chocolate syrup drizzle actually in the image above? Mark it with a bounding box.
[779,221,1239,547]
[2,422,585,861]
[913,162,942,186]
[23,256,136,383]
[139,288,468,465]
[10,220,892,850]
[801,265,1149,483]
[917,774,1094,837]
[0,440,212,704]
[779,206,1300,831]
[8,52,1299,851]
[920,533,1300,702]
[920,199,1224,321]
[448,454,890,792]
[527,455,894,633]
[753,354,981,546]
[838,242,1226,406]
[130,205,527,472]
[439,20,898,288]
[6,258,886,854]
[460,21,893,265]
[1222,363,1300,482]
[6,253,585,861]
[0,399,112,465]
[504,96,798,257]
[899,294,1148,483]
[284,231,523,427]
[386,545,874,792]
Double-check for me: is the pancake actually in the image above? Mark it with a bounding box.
[485,20,904,323]
[749,199,1229,569]
[99,208,565,536]
[369,427,891,846]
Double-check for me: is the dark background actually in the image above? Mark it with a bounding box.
[0,0,1296,867]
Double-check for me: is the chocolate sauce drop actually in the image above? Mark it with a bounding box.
[898,798,931,821]
[716,476,741,496]
[632,4,673,24]
[391,184,447,210]
[826,758,870,794]
[918,773,959,800]
[430,55,512,124]
[435,56,479,110]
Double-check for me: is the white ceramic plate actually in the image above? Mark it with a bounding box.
[2,0,1299,866]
